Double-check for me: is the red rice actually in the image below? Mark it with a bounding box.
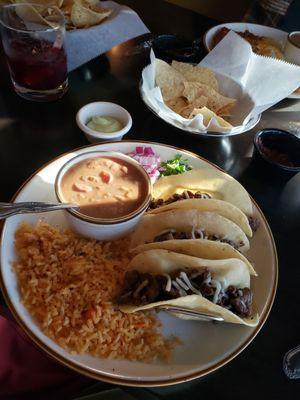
[14,222,178,361]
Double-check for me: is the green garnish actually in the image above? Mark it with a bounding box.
[160,154,192,176]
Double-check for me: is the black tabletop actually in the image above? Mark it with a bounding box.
[1,31,300,400]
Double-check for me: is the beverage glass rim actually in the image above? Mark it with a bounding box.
[288,31,300,49]
[0,3,65,34]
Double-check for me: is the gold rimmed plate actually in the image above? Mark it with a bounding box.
[0,141,277,386]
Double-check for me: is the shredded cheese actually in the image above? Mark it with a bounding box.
[211,279,223,304]
[172,281,187,297]
[176,277,189,291]
[180,272,201,295]
[133,279,148,298]
[163,273,172,292]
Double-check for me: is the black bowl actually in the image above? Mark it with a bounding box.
[151,34,203,63]
[253,129,300,178]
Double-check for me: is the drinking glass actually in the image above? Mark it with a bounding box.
[0,3,68,101]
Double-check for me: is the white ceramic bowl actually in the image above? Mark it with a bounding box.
[54,150,152,240]
[76,102,132,143]
[203,22,287,52]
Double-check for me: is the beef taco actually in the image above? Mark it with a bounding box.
[133,239,257,276]
[130,209,250,253]
[148,198,252,237]
[118,249,259,326]
[151,169,253,216]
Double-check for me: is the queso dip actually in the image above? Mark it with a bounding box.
[60,156,149,219]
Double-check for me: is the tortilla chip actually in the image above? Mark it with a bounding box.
[189,106,233,129]
[183,82,236,114]
[165,96,188,114]
[217,104,233,117]
[16,0,64,7]
[71,0,111,28]
[155,59,186,102]
[179,96,208,118]
[171,60,219,91]
[13,2,59,28]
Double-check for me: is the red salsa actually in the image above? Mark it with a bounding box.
[258,138,295,167]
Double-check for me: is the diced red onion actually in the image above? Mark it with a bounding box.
[127,146,161,182]
[135,147,144,154]
[144,147,155,156]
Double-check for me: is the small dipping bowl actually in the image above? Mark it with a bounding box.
[253,129,300,178]
[76,102,132,143]
[55,151,152,240]
[152,33,203,63]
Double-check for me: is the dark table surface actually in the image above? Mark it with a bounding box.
[1,27,300,400]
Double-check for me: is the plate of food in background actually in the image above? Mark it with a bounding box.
[203,22,300,99]
[0,141,278,386]
[203,22,287,58]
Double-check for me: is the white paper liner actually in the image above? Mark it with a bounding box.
[66,1,149,71]
[141,31,300,135]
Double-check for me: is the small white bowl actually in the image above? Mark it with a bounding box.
[76,102,132,143]
[54,150,152,240]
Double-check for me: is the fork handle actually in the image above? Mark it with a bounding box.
[0,202,79,219]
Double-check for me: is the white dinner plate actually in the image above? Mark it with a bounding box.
[203,22,299,100]
[0,141,278,386]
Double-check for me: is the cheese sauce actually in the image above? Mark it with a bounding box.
[60,156,149,219]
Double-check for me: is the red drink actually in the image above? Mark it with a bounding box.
[4,38,67,91]
[0,4,68,101]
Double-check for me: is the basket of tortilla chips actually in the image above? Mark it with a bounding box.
[3,0,112,29]
[141,50,258,136]
[141,32,300,136]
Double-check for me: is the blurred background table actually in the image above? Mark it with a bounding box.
[0,1,300,399]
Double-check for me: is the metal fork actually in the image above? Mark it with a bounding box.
[0,202,79,219]
[154,304,224,322]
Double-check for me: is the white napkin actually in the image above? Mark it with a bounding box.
[141,31,300,134]
[66,1,149,71]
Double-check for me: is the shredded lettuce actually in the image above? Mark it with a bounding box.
[159,154,192,176]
